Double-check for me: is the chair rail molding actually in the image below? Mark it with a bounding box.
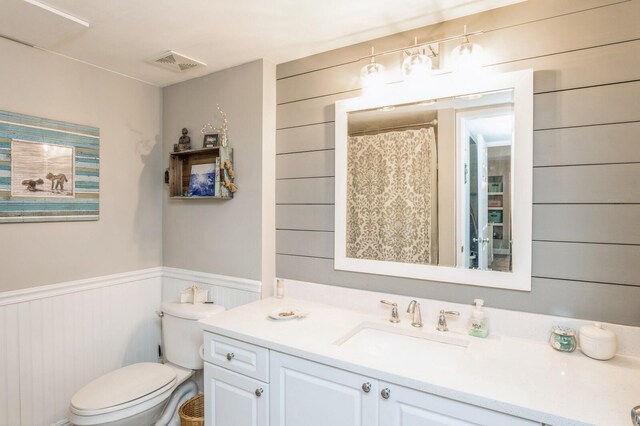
[0,267,164,306]
[162,267,262,293]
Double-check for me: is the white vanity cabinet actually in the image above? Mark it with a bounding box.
[378,380,539,426]
[269,351,379,426]
[269,351,539,426]
[204,364,269,426]
[203,333,542,426]
[203,332,270,426]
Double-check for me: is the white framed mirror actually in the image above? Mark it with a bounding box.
[334,69,533,291]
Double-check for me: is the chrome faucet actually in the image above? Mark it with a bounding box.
[436,309,460,332]
[380,300,400,323]
[406,300,423,328]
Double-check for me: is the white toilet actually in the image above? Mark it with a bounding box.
[68,301,225,426]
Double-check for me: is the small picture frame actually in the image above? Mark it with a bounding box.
[203,133,219,148]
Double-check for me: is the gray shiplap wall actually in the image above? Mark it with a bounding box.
[275,0,640,326]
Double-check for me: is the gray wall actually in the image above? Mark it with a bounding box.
[275,0,640,326]
[163,60,274,285]
[0,38,163,292]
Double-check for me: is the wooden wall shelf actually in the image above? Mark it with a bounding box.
[168,146,235,199]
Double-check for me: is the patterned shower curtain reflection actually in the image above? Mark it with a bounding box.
[346,127,438,265]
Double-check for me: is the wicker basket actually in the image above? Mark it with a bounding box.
[179,393,204,426]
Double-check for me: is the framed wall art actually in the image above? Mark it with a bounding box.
[0,110,100,223]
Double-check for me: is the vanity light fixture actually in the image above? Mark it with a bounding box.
[450,25,484,73]
[356,27,483,95]
[360,47,387,95]
[402,37,433,85]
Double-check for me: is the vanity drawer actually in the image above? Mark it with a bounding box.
[203,332,269,382]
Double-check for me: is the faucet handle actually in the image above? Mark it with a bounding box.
[437,309,460,332]
[380,300,400,323]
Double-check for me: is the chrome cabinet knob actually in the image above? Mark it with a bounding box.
[381,388,391,399]
[226,352,234,361]
[362,382,371,393]
[255,388,263,397]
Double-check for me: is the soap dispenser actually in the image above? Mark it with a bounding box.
[468,299,489,338]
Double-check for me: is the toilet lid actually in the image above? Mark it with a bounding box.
[71,363,176,412]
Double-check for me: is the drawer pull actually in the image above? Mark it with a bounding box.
[362,382,371,393]
[255,388,263,397]
[381,388,391,399]
[226,352,234,361]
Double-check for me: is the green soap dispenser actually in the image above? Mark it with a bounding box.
[468,299,489,338]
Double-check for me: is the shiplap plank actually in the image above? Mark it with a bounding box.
[277,92,354,129]
[264,171,633,209]
[276,230,334,258]
[277,122,335,154]
[276,205,334,231]
[276,177,334,204]
[438,0,640,70]
[276,0,625,79]
[275,204,640,245]
[533,241,640,286]
[534,81,640,130]
[533,163,640,204]
[278,78,640,131]
[534,122,640,167]
[534,205,640,244]
[278,35,640,105]
[276,150,334,179]
[276,254,640,326]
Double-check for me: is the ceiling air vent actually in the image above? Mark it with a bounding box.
[148,50,206,73]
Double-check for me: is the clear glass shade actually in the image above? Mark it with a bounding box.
[450,41,484,72]
[360,61,386,91]
[401,51,432,83]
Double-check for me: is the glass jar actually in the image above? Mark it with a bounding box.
[549,326,577,352]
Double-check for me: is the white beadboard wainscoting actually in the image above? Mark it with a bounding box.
[0,268,163,426]
[0,267,261,426]
[162,267,262,309]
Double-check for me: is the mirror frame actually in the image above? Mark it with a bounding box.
[334,69,533,291]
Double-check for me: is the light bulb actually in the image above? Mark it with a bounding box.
[450,40,484,73]
[402,51,432,85]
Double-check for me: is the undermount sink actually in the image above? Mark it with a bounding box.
[335,322,469,360]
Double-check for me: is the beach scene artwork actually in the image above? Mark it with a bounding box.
[0,110,100,223]
[11,140,74,198]
[188,163,216,196]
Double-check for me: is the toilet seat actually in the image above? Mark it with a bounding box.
[70,363,176,417]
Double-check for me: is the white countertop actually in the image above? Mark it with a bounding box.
[199,297,640,426]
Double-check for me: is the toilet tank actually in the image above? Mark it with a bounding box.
[161,301,226,370]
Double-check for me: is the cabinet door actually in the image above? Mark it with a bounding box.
[204,363,269,426]
[270,351,378,426]
[379,381,539,426]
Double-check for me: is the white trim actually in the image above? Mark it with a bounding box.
[0,267,261,306]
[0,267,163,306]
[162,267,262,293]
[334,69,533,291]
